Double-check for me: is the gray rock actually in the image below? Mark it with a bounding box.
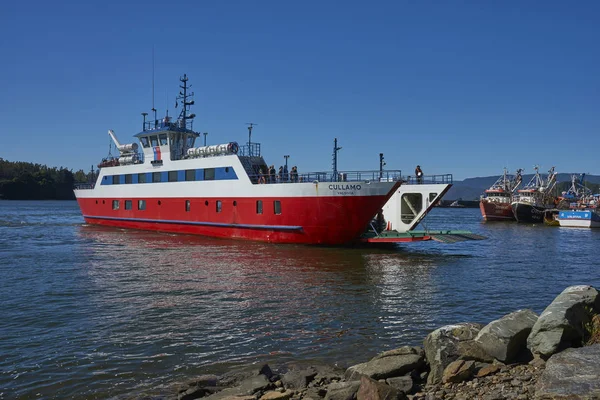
[324,381,361,400]
[423,323,492,385]
[345,346,425,381]
[205,375,271,399]
[535,344,600,399]
[282,366,318,389]
[475,309,538,363]
[527,285,600,358]
[386,376,413,394]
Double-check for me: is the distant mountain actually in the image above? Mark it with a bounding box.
[446,173,600,201]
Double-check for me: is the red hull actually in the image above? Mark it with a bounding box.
[479,200,515,221]
[77,195,391,245]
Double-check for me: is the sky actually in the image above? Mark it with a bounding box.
[1,1,598,180]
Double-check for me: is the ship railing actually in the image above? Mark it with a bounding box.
[248,170,403,184]
[142,118,194,132]
[402,174,453,185]
[238,143,262,157]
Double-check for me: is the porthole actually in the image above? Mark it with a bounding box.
[205,200,209,206]
[233,200,237,206]
[158,200,162,206]
[95,200,98,204]
[102,200,105,204]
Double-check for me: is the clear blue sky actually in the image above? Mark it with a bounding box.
[1,1,598,180]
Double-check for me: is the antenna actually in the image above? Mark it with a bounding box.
[152,46,156,126]
[246,123,257,156]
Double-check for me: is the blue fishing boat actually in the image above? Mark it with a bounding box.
[558,207,600,228]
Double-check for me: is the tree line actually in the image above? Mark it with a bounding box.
[0,158,94,200]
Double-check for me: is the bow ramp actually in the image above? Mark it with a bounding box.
[360,230,486,244]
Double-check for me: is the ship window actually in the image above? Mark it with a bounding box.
[140,137,150,148]
[112,200,119,210]
[158,200,161,205]
[138,200,146,210]
[152,172,161,183]
[150,136,159,147]
[112,175,120,185]
[186,136,195,148]
[185,200,191,212]
[233,200,237,206]
[185,169,195,181]
[216,200,222,213]
[168,170,178,182]
[205,200,209,206]
[225,167,229,173]
[125,200,132,210]
[159,134,168,146]
[204,168,215,181]
[138,173,146,183]
[274,200,281,215]
[256,200,263,214]
[125,174,132,184]
[429,193,438,202]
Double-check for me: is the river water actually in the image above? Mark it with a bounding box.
[1,200,599,399]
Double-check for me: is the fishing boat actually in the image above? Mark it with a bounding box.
[479,168,522,221]
[511,166,558,223]
[74,74,403,245]
[558,208,600,228]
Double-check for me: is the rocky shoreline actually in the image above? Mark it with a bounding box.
[131,285,600,400]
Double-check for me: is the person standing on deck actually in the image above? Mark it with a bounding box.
[415,165,424,184]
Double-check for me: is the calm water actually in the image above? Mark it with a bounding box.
[1,201,599,399]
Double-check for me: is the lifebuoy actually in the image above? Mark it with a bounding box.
[229,142,239,154]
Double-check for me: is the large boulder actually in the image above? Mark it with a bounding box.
[423,323,492,385]
[527,285,600,358]
[474,309,538,363]
[345,346,425,380]
[535,344,600,399]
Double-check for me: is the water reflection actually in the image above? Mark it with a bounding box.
[75,226,456,373]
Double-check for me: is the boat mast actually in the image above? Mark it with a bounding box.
[332,138,342,181]
[177,74,195,128]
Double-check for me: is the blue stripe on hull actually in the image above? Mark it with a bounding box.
[84,215,303,231]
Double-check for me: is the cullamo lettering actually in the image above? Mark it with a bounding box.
[329,184,362,191]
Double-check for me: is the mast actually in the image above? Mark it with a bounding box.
[332,138,342,181]
[176,74,196,129]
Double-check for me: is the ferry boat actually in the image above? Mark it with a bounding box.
[74,75,405,245]
[511,166,557,223]
[479,168,522,221]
